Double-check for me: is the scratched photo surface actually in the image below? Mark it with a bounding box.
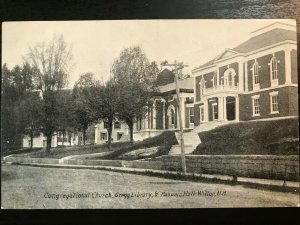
[1,19,299,209]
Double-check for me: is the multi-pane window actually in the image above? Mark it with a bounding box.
[271,95,279,113]
[270,56,278,80]
[189,108,194,123]
[252,95,260,116]
[228,72,233,86]
[252,62,259,84]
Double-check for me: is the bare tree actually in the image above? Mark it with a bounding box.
[25,34,73,153]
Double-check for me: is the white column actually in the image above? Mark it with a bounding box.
[145,107,149,129]
[236,96,240,121]
[238,61,244,91]
[285,48,292,84]
[162,101,165,129]
[94,126,98,144]
[223,97,227,121]
[245,62,248,92]
[218,97,224,121]
[152,101,156,129]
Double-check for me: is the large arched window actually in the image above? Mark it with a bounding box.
[223,68,236,86]
[252,61,259,84]
[270,56,278,80]
[167,105,176,126]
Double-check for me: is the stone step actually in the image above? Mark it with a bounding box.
[168,145,195,155]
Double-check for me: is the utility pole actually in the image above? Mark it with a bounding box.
[161,60,188,175]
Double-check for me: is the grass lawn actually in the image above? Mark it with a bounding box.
[92,131,178,160]
[16,131,177,159]
[2,147,43,157]
[193,118,299,155]
[18,142,129,159]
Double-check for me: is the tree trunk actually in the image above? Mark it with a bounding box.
[83,129,86,145]
[129,122,133,144]
[30,134,33,150]
[46,134,52,153]
[62,130,65,146]
[56,131,59,146]
[107,120,113,151]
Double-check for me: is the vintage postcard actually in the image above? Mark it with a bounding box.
[1,19,299,209]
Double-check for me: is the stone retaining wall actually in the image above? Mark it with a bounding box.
[4,156,60,165]
[160,155,299,181]
[4,155,299,181]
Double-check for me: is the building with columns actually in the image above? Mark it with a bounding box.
[134,68,195,139]
[192,22,297,125]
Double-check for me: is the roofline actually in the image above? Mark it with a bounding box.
[192,40,296,73]
[250,22,296,37]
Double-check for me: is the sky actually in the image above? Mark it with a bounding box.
[2,19,295,88]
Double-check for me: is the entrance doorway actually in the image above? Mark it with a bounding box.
[226,97,236,121]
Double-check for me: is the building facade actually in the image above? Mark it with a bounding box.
[192,22,297,125]
[134,68,195,138]
[94,120,130,144]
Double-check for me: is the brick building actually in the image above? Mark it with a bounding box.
[192,22,297,125]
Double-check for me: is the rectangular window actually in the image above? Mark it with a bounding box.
[271,95,279,113]
[114,121,121,129]
[212,103,218,120]
[103,121,109,129]
[117,132,123,140]
[100,132,107,141]
[189,108,194,123]
[252,95,260,116]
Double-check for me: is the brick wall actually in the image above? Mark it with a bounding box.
[160,155,299,181]
[247,51,285,91]
[193,103,201,126]
[291,49,298,84]
[239,86,296,121]
[195,76,201,102]
[288,86,298,116]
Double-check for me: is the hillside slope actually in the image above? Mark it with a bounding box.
[193,118,299,155]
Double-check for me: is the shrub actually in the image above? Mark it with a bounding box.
[193,118,299,155]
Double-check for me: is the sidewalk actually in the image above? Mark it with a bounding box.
[3,161,299,191]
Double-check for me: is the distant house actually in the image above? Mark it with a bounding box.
[192,22,297,124]
[22,131,89,148]
[94,120,130,144]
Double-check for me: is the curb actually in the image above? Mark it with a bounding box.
[3,161,299,192]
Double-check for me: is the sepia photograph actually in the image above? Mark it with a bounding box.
[1,19,299,209]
